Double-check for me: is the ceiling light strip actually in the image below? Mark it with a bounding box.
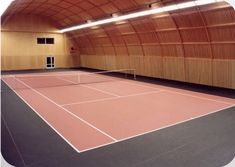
[59,0,223,33]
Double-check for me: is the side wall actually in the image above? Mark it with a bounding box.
[1,15,79,71]
[76,3,235,89]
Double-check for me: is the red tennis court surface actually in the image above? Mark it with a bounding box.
[2,71,235,153]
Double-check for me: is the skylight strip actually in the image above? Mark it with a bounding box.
[59,0,222,33]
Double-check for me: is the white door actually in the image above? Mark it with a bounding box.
[46,56,55,69]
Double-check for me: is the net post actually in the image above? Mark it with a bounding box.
[77,73,80,84]
[133,69,136,80]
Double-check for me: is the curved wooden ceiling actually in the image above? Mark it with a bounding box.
[2,0,232,29]
[3,0,161,28]
[2,0,235,59]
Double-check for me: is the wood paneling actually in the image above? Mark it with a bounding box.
[111,36,125,46]
[143,45,162,56]
[212,44,235,59]
[1,56,43,70]
[105,56,117,70]
[79,54,235,89]
[203,8,235,25]
[116,56,130,69]
[1,15,78,71]
[103,46,116,56]
[161,45,184,57]
[117,24,135,34]
[94,47,104,55]
[123,34,140,45]
[80,55,164,78]
[232,60,235,89]
[2,15,57,32]
[139,32,159,44]
[115,46,129,56]
[212,59,235,89]
[131,18,155,33]
[127,46,143,56]
[129,56,143,75]
[158,30,181,43]
[163,57,185,81]
[2,1,235,89]
[173,12,204,28]
[152,16,176,29]
[180,28,209,42]
[75,3,235,89]
[143,56,163,78]
[61,34,80,67]
[184,44,212,58]
[209,25,235,42]
[80,55,106,70]
[185,58,212,85]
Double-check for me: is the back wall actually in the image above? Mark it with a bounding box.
[1,14,79,71]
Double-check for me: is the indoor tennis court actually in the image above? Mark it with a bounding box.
[1,0,235,167]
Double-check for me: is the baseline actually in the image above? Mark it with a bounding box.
[120,80,234,105]
[79,105,234,153]
[14,77,117,142]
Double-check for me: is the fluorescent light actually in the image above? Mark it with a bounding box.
[195,0,216,6]
[59,0,223,33]
[87,20,99,29]
[0,0,15,17]
[59,9,163,32]
[162,5,178,12]
[112,13,127,24]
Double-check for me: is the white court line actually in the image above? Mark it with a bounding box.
[13,77,118,142]
[2,115,27,166]
[165,90,234,105]
[61,90,163,106]
[79,104,235,153]
[56,76,78,84]
[2,79,81,153]
[59,73,233,106]
[3,72,78,78]
[81,84,121,97]
[56,75,121,97]
[57,73,235,152]
[120,80,234,105]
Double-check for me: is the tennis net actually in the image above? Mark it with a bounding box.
[1,69,136,91]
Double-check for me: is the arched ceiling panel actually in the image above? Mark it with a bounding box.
[131,18,155,32]
[152,16,177,29]
[2,0,235,58]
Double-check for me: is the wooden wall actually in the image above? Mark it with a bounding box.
[74,2,235,89]
[2,2,234,89]
[1,15,79,71]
